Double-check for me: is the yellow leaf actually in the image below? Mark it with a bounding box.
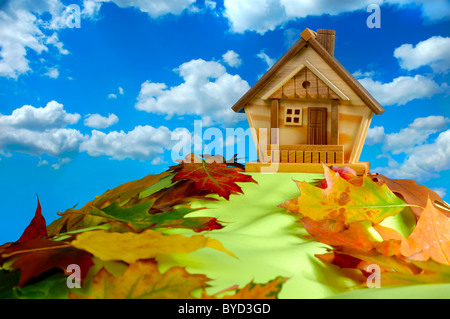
[70,259,209,299]
[71,229,234,263]
[280,165,409,224]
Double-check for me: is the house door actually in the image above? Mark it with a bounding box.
[308,107,327,145]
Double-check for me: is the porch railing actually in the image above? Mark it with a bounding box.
[262,144,344,164]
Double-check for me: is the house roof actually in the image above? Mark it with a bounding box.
[231,28,385,115]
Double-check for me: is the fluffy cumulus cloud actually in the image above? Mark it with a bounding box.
[84,113,119,129]
[0,0,71,79]
[222,0,449,34]
[135,58,249,126]
[358,75,443,106]
[0,101,85,158]
[82,0,196,18]
[394,36,450,74]
[0,0,198,79]
[222,50,242,68]
[80,125,189,161]
[0,101,188,165]
[367,115,450,181]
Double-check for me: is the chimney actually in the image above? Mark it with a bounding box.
[316,29,335,56]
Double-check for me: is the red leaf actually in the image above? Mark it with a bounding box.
[18,196,47,242]
[193,218,224,232]
[171,154,257,200]
[1,238,93,287]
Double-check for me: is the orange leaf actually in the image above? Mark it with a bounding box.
[302,218,376,252]
[401,198,450,265]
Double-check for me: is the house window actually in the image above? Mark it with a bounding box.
[284,107,302,126]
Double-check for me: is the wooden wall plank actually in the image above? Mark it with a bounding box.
[295,68,307,98]
[281,150,289,163]
[296,150,304,163]
[305,68,318,99]
[320,151,327,163]
[288,150,296,163]
[335,151,343,164]
[331,99,339,145]
[270,99,279,145]
[327,151,335,164]
[312,151,319,163]
[304,151,312,163]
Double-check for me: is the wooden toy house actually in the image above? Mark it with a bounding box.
[231,28,384,174]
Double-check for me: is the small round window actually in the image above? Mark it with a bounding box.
[302,81,311,89]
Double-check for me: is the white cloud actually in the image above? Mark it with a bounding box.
[283,28,300,48]
[256,50,276,70]
[376,128,450,181]
[51,157,71,170]
[0,101,80,130]
[222,50,242,68]
[84,113,119,129]
[366,126,386,146]
[222,0,448,34]
[80,125,188,160]
[358,75,443,106]
[108,93,117,99]
[135,58,249,126]
[368,116,450,181]
[118,87,124,95]
[0,101,85,157]
[387,0,450,22]
[0,1,70,78]
[83,0,195,18]
[44,67,59,79]
[367,115,449,153]
[394,36,450,73]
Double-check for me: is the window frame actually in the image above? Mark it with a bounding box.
[284,106,303,126]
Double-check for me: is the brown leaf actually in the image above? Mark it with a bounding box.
[370,174,445,219]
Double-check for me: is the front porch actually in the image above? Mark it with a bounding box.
[246,144,370,174]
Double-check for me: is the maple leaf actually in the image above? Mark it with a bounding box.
[400,198,450,265]
[0,238,93,288]
[47,171,225,235]
[70,259,209,299]
[203,276,287,299]
[170,154,257,200]
[280,165,409,224]
[370,174,446,219]
[18,196,47,242]
[71,229,234,264]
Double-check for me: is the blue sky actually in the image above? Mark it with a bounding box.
[0,0,449,243]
